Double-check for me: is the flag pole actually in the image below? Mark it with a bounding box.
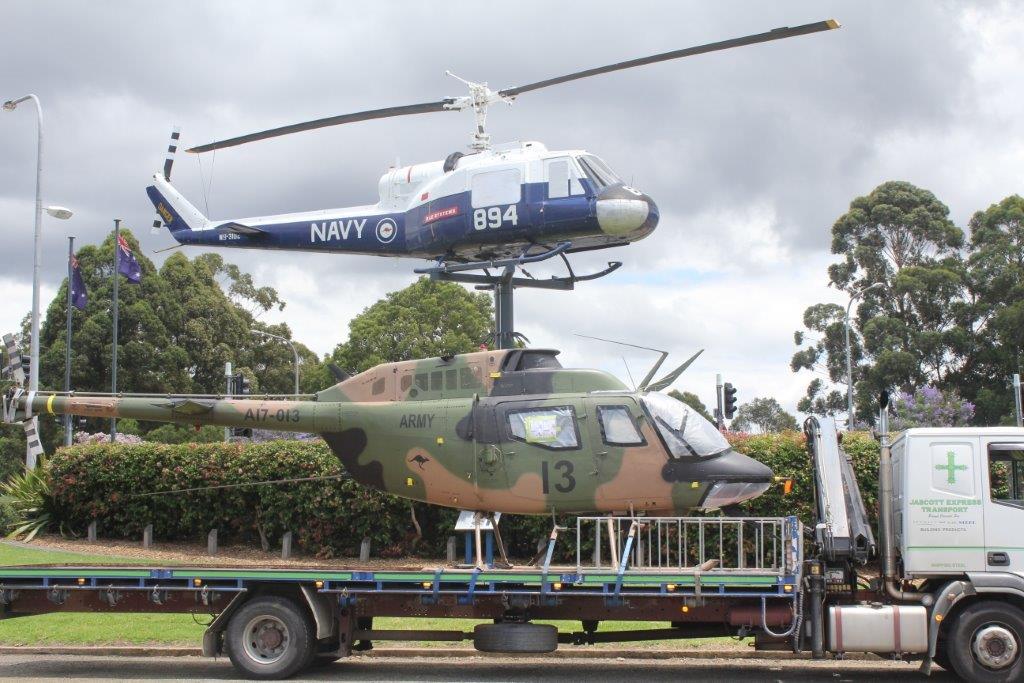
[110,219,120,443]
[64,235,74,447]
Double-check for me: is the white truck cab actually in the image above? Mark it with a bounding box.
[892,427,1024,577]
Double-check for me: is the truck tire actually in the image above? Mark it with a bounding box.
[473,623,558,653]
[226,595,316,679]
[948,601,1024,683]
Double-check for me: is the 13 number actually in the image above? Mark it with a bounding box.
[473,205,518,230]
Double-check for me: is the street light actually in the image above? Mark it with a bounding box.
[46,205,73,220]
[4,95,44,398]
[4,95,73,466]
[251,330,300,395]
[844,282,884,427]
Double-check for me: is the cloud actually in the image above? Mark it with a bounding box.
[0,1,1017,419]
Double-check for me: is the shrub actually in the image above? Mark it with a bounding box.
[143,424,224,445]
[45,433,882,558]
[0,425,27,483]
[73,431,144,445]
[48,441,413,557]
[0,498,16,534]
[0,458,63,541]
[727,430,879,529]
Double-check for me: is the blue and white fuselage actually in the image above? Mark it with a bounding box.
[146,141,659,262]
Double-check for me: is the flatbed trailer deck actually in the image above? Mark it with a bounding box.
[1,515,803,678]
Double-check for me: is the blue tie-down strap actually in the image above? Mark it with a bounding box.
[612,532,636,598]
[421,569,444,605]
[540,542,558,595]
[432,569,442,603]
[458,568,481,606]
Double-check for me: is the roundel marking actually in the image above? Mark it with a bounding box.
[376,218,397,244]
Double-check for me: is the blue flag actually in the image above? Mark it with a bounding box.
[116,234,142,283]
[70,254,87,310]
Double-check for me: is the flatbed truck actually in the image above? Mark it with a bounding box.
[1,416,1023,681]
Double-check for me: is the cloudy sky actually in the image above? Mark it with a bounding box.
[1,1,1021,417]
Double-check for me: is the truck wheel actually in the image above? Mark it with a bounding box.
[226,596,316,679]
[948,602,1023,683]
[473,623,558,653]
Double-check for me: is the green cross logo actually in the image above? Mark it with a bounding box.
[935,451,968,484]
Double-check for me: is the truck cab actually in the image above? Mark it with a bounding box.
[892,427,1024,577]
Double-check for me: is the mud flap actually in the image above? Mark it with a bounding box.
[922,579,974,674]
[202,591,248,657]
[300,583,337,641]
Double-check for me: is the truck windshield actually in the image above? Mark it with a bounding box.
[577,155,622,189]
[641,392,730,458]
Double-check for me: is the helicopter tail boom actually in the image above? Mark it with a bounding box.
[146,173,211,236]
[5,390,320,434]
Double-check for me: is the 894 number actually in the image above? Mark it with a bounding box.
[473,205,518,230]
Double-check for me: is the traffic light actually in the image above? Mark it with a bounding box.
[230,373,253,438]
[232,373,251,396]
[723,382,738,419]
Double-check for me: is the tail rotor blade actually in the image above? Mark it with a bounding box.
[153,127,181,235]
[499,20,840,98]
[24,417,44,467]
[163,127,181,181]
[2,333,25,385]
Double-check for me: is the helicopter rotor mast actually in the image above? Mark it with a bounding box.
[443,71,514,152]
[186,19,839,155]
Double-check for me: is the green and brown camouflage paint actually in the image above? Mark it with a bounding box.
[10,349,772,515]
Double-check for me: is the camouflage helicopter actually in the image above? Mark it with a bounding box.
[146,20,839,266]
[3,348,772,518]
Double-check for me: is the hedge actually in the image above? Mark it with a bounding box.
[46,432,881,559]
[730,430,880,530]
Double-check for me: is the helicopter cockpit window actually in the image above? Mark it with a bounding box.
[578,155,621,189]
[641,392,730,458]
[598,405,645,446]
[507,406,579,450]
[471,168,521,208]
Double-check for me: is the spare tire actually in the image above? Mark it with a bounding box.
[473,623,558,653]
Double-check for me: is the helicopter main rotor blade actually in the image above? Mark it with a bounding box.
[498,19,839,99]
[187,99,457,153]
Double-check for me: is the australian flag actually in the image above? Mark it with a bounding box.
[70,254,87,310]
[116,234,142,283]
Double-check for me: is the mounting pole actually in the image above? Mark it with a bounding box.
[110,219,120,443]
[715,373,725,429]
[415,242,621,351]
[224,362,233,443]
[64,235,74,447]
[494,265,516,349]
[1014,373,1022,428]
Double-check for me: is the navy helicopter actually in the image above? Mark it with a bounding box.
[146,20,839,267]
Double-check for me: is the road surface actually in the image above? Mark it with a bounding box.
[0,653,957,682]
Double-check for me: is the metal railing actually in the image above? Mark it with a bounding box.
[575,515,798,575]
